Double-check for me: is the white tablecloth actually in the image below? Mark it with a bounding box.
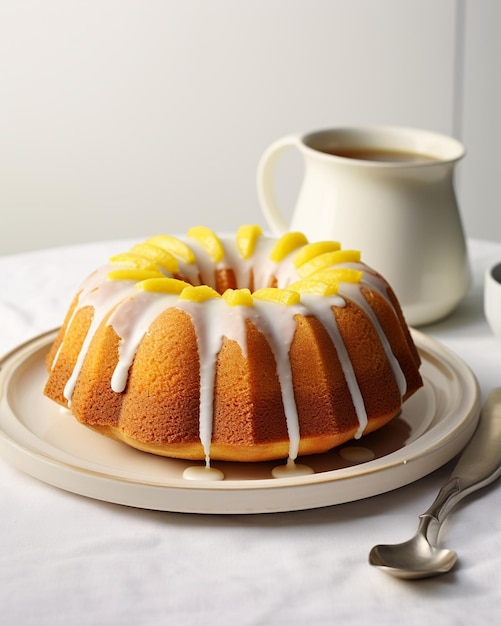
[1,238,501,625]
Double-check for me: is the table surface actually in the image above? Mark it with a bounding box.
[1,238,501,626]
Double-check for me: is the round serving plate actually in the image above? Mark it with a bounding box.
[0,328,480,514]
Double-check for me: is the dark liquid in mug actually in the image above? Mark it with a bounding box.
[321,147,439,163]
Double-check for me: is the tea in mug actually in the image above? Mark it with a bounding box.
[322,147,439,163]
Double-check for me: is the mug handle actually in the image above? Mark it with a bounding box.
[257,134,302,235]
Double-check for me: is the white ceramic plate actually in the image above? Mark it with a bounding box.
[0,329,480,514]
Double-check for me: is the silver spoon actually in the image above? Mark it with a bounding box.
[369,387,501,579]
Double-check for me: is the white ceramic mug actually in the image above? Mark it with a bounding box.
[257,126,470,326]
[485,262,501,339]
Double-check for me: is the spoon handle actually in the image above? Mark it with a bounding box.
[420,387,501,537]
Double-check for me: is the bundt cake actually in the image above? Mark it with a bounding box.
[44,225,422,464]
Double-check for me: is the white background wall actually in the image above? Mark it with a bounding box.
[1,0,499,255]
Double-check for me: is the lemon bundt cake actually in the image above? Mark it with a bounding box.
[44,225,422,463]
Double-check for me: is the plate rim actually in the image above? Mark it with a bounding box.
[0,328,481,513]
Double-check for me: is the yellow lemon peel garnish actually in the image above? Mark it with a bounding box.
[297,249,361,278]
[253,288,300,306]
[236,224,263,260]
[109,253,158,271]
[222,288,254,307]
[311,268,363,284]
[179,285,222,302]
[146,235,196,264]
[288,279,339,296]
[135,277,191,293]
[188,226,225,263]
[293,241,341,268]
[129,243,179,274]
[107,269,164,282]
[270,232,308,263]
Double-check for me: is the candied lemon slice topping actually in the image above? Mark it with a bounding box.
[107,269,164,282]
[188,226,225,263]
[288,279,339,296]
[297,249,361,278]
[109,253,158,271]
[179,285,222,302]
[146,235,196,264]
[222,288,254,307]
[253,288,300,306]
[311,268,363,284]
[130,243,179,274]
[270,232,308,263]
[136,277,191,293]
[236,224,263,259]
[293,241,341,268]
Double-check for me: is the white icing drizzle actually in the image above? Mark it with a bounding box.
[272,457,315,478]
[175,299,224,463]
[183,464,225,481]
[53,232,412,464]
[183,239,218,286]
[108,291,180,392]
[50,268,138,404]
[247,237,282,288]
[300,293,368,438]
[218,238,255,288]
[340,282,407,396]
[174,258,202,285]
[246,300,306,460]
[339,446,376,464]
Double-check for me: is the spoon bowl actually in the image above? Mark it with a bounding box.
[369,388,501,579]
[369,517,457,579]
